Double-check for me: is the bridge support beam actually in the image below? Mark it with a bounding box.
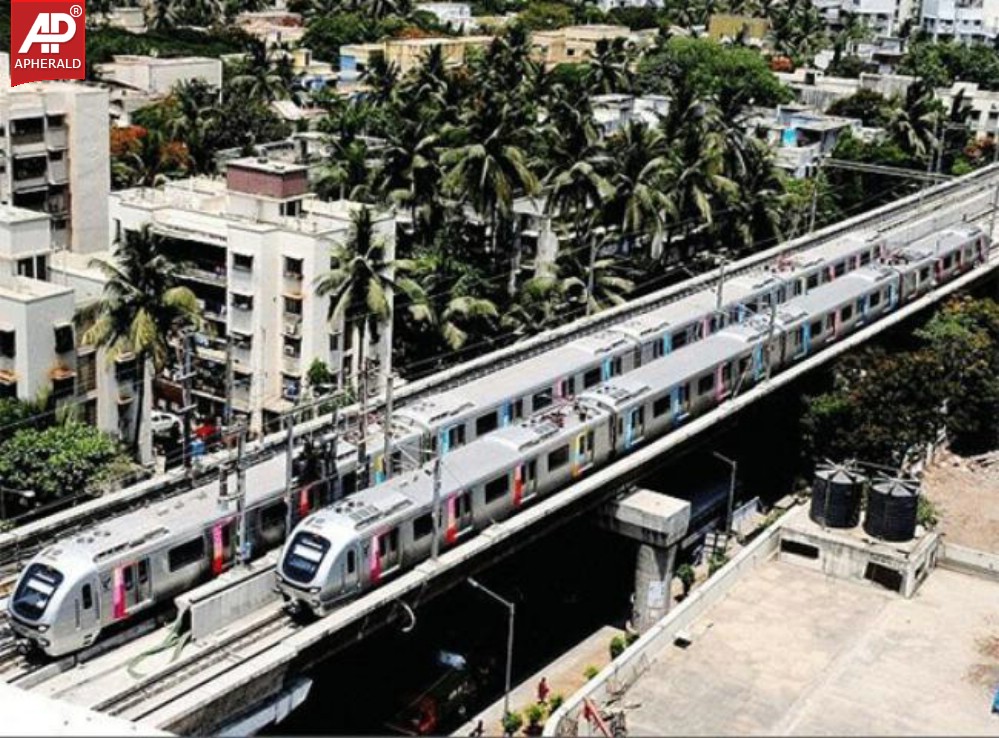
[599,489,691,633]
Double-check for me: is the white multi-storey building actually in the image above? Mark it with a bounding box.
[0,206,147,458]
[415,3,476,29]
[921,0,999,42]
[0,78,110,255]
[109,157,396,435]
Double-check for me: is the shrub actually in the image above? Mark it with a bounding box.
[676,563,696,595]
[525,703,545,725]
[708,553,729,576]
[583,665,599,680]
[609,635,626,659]
[548,693,564,712]
[502,711,523,736]
[917,496,939,529]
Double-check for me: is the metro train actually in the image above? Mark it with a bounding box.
[274,225,988,615]
[5,225,976,656]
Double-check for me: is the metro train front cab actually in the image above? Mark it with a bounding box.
[7,547,100,657]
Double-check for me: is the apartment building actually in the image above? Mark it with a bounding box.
[109,158,396,434]
[0,206,147,457]
[415,3,476,30]
[530,25,634,67]
[339,36,495,90]
[921,0,999,42]
[0,79,110,254]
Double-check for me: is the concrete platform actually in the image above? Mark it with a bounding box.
[615,562,999,735]
[0,682,171,736]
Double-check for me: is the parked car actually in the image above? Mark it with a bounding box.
[150,410,182,438]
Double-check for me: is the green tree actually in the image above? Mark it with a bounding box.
[826,88,893,127]
[77,227,202,456]
[516,1,574,30]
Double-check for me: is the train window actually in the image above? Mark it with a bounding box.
[138,559,148,585]
[870,291,881,307]
[834,261,846,277]
[612,357,622,375]
[942,254,954,270]
[806,274,819,290]
[484,475,509,503]
[548,445,570,470]
[476,411,498,436]
[533,390,553,411]
[168,537,206,572]
[841,304,853,322]
[653,395,670,418]
[413,512,434,540]
[721,363,732,387]
[810,320,822,336]
[825,314,835,331]
[651,340,664,360]
[346,550,356,575]
[260,501,287,533]
[341,472,357,497]
[860,251,871,266]
[919,267,930,282]
[697,373,714,396]
[512,399,524,420]
[584,367,602,388]
[82,584,93,610]
[739,356,751,375]
[221,523,232,551]
[566,377,576,395]
[672,330,688,350]
[445,425,466,449]
[123,566,134,591]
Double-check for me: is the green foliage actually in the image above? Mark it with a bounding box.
[548,692,564,711]
[87,25,251,69]
[636,37,793,108]
[302,13,380,63]
[583,665,600,680]
[0,398,48,435]
[606,6,671,30]
[917,496,939,529]
[525,703,546,725]
[0,424,130,506]
[825,54,874,79]
[516,1,574,30]
[708,553,729,575]
[826,89,893,127]
[502,710,524,736]
[676,563,696,594]
[609,634,626,659]
[898,41,999,90]
[306,359,335,390]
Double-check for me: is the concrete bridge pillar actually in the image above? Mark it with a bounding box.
[599,489,691,634]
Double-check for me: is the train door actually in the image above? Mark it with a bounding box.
[75,577,99,636]
[377,528,401,574]
[671,384,691,424]
[572,431,596,476]
[623,406,645,449]
[343,545,360,591]
[513,460,538,505]
[445,491,473,544]
[438,424,465,455]
[112,559,152,619]
[211,520,237,575]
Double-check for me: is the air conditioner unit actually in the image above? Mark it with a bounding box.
[286,322,300,336]
[284,345,297,357]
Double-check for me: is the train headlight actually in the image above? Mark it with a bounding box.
[37,625,48,633]
[310,587,320,594]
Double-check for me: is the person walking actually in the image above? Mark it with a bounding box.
[537,676,550,704]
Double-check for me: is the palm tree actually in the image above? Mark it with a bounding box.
[886,80,941,160]
[604,122,674,259]
[585,38,634,96]
[442,117,539,294]
[77,227,201,457]
[545,158,614,315]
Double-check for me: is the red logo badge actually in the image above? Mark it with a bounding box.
[10,0,86,86]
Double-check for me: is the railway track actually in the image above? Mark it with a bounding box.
[12,225,999,730]
[0,167,997,581]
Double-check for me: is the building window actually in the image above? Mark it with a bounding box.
[16,257,34,278]
[46,114,65,128]
[49,150,63,162]
[284,257,304,279]
[54,323,74,353]
[232,293,254,311]
[283,336,302,358]
[77,351,97,393]
[329,333,340,352]
[284,296,303,316]
[0,330,14,358]
[232,253,253,272]
[282,374,301,401]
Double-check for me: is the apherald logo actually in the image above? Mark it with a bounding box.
[10,0,86,86]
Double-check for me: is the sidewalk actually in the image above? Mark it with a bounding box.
[452,624,624,737]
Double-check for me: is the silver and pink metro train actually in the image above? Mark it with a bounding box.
[275,225,989,614]
[7,224,986,656]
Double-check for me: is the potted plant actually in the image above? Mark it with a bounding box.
[676,564,695,597]
[524,703,545,735]
[502,710,523,737]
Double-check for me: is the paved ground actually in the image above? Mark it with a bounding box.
[923,450,999,553]
[452,625,624,736]
[621,561,999,736]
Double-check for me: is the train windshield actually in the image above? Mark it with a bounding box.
[11,563,64,620]
[282,532,330,584]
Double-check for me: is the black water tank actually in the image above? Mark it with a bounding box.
[810,462,864,528]
[864,476,920,542]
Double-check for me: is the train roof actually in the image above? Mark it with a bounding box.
[613,289,717,339]
[776,231,883,271]
[41,440,351,565]
[581,330,754,407]
[897,226,980,261]
[394,332,633,429]
[788,266,892,318]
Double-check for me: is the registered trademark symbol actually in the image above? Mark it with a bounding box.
[70,5,83,16]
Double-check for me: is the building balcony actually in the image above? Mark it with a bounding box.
[283,318,302,337]
[11,130,45,147]
[12,174,48,192]
[184,266,228,288]
[283,356,301,375]
[45,128,68,150]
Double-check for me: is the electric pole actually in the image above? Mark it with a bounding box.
[236,426,248,564]
[382,373,394,482]
[357,357,369,491]
[430,455,442,561]
[284,407,296,536]
[224,336,234,429]
[180,331,195,475]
